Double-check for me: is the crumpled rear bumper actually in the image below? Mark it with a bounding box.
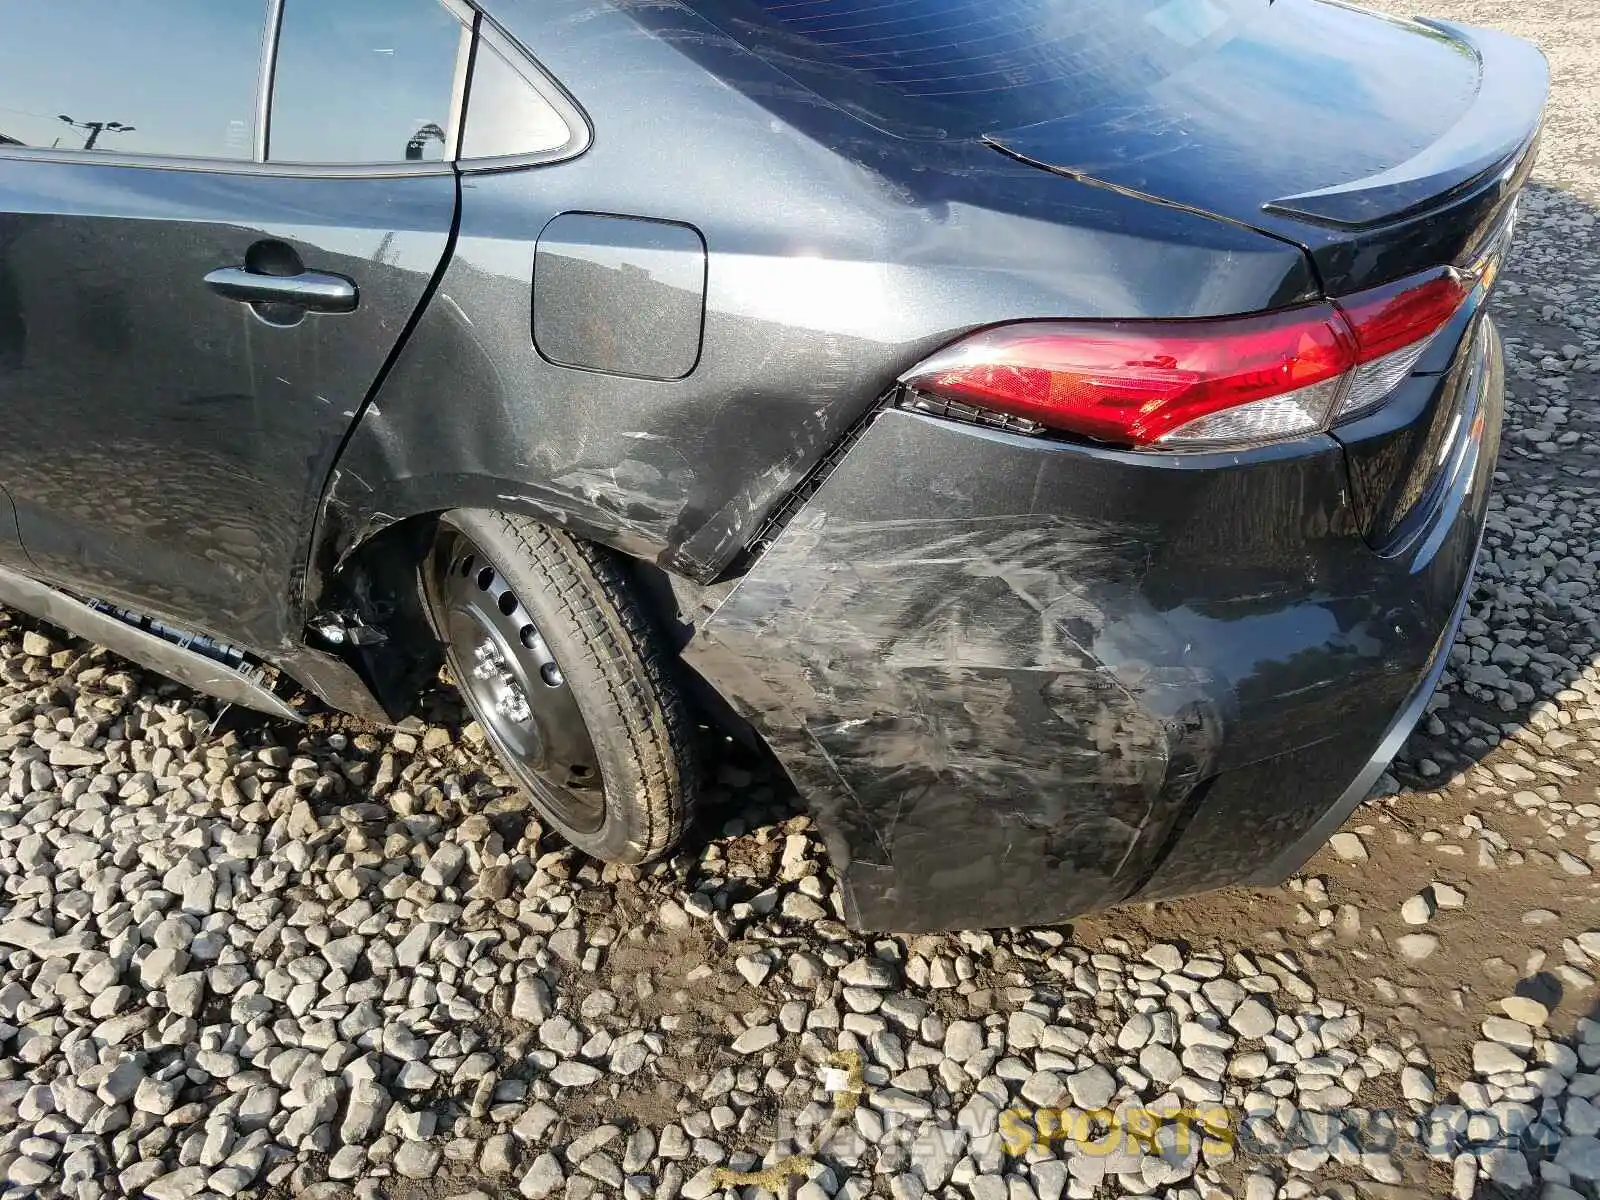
[686,321,1502,932]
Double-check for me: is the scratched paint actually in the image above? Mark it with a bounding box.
[686,396,1493,931]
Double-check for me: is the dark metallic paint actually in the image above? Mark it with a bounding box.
[0,0,1544,932]
[0,161,457,653]
[984,11,1547,295]
[686,322,1501,931]
[1262,21,1547,230]
[532,213,708,382]
[317,0,1315,594]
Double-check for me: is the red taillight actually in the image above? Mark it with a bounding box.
[1337,269,1472,363]
[900,267,1474,449]
[1328,268,1473,424]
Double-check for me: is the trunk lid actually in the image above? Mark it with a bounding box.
[984,0,1545,552]
[985,2,1547,295]
[670,0,1544,549]
[672,0,1543,291]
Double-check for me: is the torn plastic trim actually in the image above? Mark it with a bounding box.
[83,600,251,669]
[738,399,886,567]
[896,390,1045,438]
[304,516,444,724]
[0,564,303,722]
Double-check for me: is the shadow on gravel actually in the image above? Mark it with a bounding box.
[1517,968,1567,1016]
[1380,180,1600,797]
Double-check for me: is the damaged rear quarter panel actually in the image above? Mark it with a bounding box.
[312,0,1314,592]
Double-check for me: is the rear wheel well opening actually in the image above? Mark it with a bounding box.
[311,508,753,740]
[311,506,799,864]
[417,508,702,863]
[308,513,443,723]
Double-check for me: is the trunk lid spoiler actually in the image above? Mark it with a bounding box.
[1261,20,1547,230]
[984,13,1547,292]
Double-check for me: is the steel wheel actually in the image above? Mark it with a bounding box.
[428,529,605,834]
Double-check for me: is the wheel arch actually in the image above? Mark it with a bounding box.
[311,467,672,613]
[305,487,730,728]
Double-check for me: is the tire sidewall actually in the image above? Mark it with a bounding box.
[430,509,667,864]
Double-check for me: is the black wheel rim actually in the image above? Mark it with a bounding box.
[429,530,605,834]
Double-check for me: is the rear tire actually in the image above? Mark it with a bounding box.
[422,510,696,865]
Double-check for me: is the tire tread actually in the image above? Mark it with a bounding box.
[475,512,694,863]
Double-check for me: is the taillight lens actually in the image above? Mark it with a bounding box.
[900,266,1475,450]
[1330,268,1472,423]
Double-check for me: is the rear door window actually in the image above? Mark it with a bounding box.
[268,0,470,164]
[0,0,263,159]
[459,32,581,162]
[678,0,1262,135]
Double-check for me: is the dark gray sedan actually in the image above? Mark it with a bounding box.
[0,0,1546,929]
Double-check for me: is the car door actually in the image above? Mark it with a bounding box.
[0,0,469,654]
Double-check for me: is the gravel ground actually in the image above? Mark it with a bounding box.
[3,4,1600,1200]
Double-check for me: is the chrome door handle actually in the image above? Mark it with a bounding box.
[204,266,359,314]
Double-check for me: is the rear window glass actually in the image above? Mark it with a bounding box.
[269,0,467,164]
[679,0,1261,136]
